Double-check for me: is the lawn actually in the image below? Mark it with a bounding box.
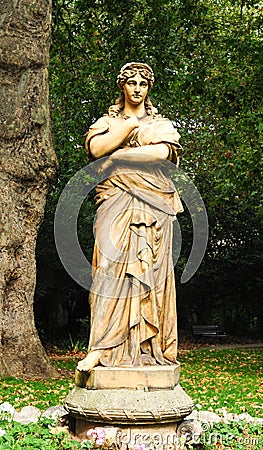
[0,347,262,418]
[0,347,262,449]
[179,347,263,418]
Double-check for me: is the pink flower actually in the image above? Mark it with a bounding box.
[96,428,107,440]
[87,428,97,440]
[86,427,107,447]
[133,444,146,450]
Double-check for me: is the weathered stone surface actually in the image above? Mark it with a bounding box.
[65,384,194,425]
[41,405,68,421]
[177,419,203,446]
[186,409,221,424]
[13,406,41,424]
[218,409,263,425]
[75,364,180,390]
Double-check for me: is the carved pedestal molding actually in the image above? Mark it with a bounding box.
[65,384,193,425]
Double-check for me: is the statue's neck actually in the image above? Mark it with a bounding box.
[123,104,146,118]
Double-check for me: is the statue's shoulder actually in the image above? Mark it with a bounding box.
[151,115,175,130]
[85,115,111,154]
[149,115,181,151]
[90,114,110,130]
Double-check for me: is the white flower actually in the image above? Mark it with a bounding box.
[195,403,202,410]
[0,428,6,437]
[0,402,15,422]
[0,402,15,414]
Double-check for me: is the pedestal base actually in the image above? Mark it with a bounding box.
[65,365,196,446]
[65,383,193,425]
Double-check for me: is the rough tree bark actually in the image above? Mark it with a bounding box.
[0,0,58,377]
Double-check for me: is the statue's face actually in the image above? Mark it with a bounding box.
[122,73,148,107]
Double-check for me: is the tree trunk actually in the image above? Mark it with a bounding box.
[0,0,58,377]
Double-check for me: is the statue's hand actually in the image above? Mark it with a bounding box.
[109,116,138,140]
[125,116,139,130]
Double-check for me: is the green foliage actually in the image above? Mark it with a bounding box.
[1,349,262,448]
[1,349,262,418]
[0,348,262,448]
[35,0,263,340]
[0,418,80,449]
[194,421,263,449]
[0,419,262,450]
[0,375,75,411]
[179,348,263,418]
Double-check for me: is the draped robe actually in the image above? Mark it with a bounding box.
[85,113,183,367]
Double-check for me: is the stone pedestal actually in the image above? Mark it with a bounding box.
[64,364,196,447]
[75,364,180,390]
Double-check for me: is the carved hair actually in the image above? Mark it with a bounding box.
[108,62,159,118]
[117,62,154,89]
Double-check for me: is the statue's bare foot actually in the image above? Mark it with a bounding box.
[76,350,102,372]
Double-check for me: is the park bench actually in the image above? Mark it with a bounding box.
[191,325,227,344]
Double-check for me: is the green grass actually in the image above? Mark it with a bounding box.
[179,348,263,418]
[0,359,78,411]
[0,377,75,411]
[0,348,262,419]
[0,418,81,449]
[0,349,262,449]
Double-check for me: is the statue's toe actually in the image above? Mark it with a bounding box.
[76,350,101,372]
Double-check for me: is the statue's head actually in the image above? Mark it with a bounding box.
[108,62,157,117]
[117,62,155,91]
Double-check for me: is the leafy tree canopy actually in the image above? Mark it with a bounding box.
[35,0,263,340]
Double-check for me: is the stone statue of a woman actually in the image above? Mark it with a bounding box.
[77,62,183,372]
